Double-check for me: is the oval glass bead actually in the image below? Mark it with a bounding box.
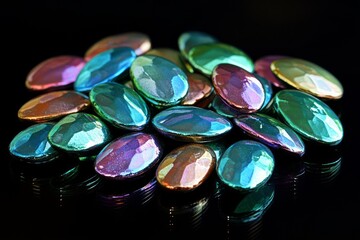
[254,55,287,88]
[146,48,188,71]
[18,90,90,122]
[210,95,243,118]
[89,82,149,130]
[48,112,112,154]
[182,73,213,106]
[212,63,265,113]
[273,89,343,145]
[95,132,162,180]
[84,32,151,61]
[130,55,189,108]
[74,47,136,92]
[217,140,275,191]
[178,31,217,60]
[233,113,305,155]
[254,73,273,111]
[271,58,344,100]
[156,143,216,191]
[152,106,232,143]
[188,43,254,76]
[9,122,59,163]
[25,55,86,91]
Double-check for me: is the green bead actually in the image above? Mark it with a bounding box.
[188,43,254,76]
[178,31,217,60]
[273,89,343,145]
[216,140,274,191]
[48,112,112,154]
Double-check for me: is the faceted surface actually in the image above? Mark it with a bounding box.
[254,55,287,88]
[217,140,275,191]
[25,55,86,91]
[188,43,254,76]
[273,89,343,145]
[178,31,217,60]
[18,90,90,122]
[182,73,213,106]
[89,82,149,130]
[271,58,344,99]
[9,122,59,163]
[212,63,265,113]
[75,47,136,92]
[146,48,188,71]
[210,95,243,118]
[85,32,151,61]
[48,113,112,154]
[255,73,273,111]
[130,55,189,108]
[95,132,162,180]
[152,106,232,143]
[233,113,305,155]
[156,144,216,191]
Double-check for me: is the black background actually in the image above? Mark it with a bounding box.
[1,0,359,239]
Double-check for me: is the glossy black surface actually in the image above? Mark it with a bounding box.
[1,1,359,239]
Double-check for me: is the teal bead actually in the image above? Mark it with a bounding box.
[89,82,149,130]
[273,90,343,145]
[233,113,305,155]
[9,122,59,163]
[130,55,189,108]
[74,47,136,92]
[152,106,232,143]
[48,113,112,154]
[254,73,273,111]
[217,140,275,191]
[188,43,254,76]
[210,95,243,118]
[178,31,217,60]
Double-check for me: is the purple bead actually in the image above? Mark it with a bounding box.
[254,55,287,88]
[95,132,162,180]
[212,63,265,113]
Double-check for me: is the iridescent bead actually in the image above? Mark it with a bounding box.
[9,122,59,163]
[89,82,149,130]
[152,106,232,143]
[48,112,112,155]
[216,140,275,191]
[74,47,136,92]
[233,113,305,155]
[271,58,343,100]
[85,32,151,61]
[156,144,216,191]
[254,55,287,88]
[18,90,90,122]
[95,132,162,180]
[25,55,86,91]
[273,89,343,145]
[178,31,217,60]
[181,73,213,106]
[188,43,254,76]
[146,48,188,72]
[212,63,265,113]
[130,55,189,108]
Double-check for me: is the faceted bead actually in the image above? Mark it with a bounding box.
[216,140,275,191]
[48,113,112,154]
[130,55,189,108]
[89,82,149,130]
[156,144,216,191]
[9,122,59,163]
[233,113,305,155]
[210,95,243,118]
[18,90,90,122]
[212,63,265,113]
[273,89,343,145]
[146,48,188,71]
[152,106,233,143]
[74,47,136,92]
[188,43,254,76]
[95,132,162,180]
[254,73,273,111]
[84,32,151,61]
[181,73,213,106]
[254,55,287,88]
[178,31,217,60]
[25,55,86,91]
[271,58,344,100]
